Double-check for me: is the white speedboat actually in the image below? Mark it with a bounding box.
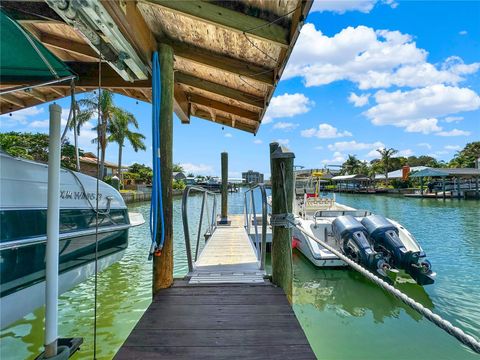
[292,174,435,285]
[0,152,144,328]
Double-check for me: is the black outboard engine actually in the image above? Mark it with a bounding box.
[361,215,435,285]
[332,215,389,276]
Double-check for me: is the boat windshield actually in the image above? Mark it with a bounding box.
[313,210,372,218]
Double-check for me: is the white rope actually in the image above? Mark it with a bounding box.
[288,219,480,354]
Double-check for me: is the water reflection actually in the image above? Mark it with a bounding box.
[293,251,434,324]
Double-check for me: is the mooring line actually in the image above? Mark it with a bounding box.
[286,218,480,354]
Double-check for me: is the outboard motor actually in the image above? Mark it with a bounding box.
[361,215,435,285]
[332,215,389,276]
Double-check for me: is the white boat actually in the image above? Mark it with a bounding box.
[0,152,144,329]
[291,173,435,285]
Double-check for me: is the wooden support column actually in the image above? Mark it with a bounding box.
[476,176,479,199]
[153,43,174,294]
[442,177,446,200]
[269,142,294,301]
[220,152,228,224]
[457,176,461,199]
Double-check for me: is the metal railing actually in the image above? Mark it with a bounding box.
[244,184,268,270]
[182,185,218,273]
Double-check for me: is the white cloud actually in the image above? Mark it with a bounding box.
[315,145,324,150]
[263,93,314,124]
[311,0,377,13]
[364,85,480,133]
[348,92,370,107]
[404,118,442,134]
[284,24,479,90]
[435,129,471,137]
[273,122,299,130]
[443,116,463,123]
[301,123,352,139]
[224,132,233,138]
[397,149,414,157]
[321,151,346,165]
[310,0,397,14]
[459,30,468,35]
[276,138,290,145]
[1,106,44,123]
[180,163,214,175]
[417,142,432,149]
[253,139,263,144]
[444,145,461,151]
[328,140,384,152]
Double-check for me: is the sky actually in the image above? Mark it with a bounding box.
[1,0,479,179]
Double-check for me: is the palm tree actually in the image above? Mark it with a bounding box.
[377,147,398,183]
[107,108,146,177]
[342,154,361,175]
[77,90,116,179]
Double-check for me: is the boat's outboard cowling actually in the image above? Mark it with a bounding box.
[332,215,388,276]
[361,215,435,285]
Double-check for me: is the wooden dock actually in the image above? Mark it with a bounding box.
[114,215,315,359]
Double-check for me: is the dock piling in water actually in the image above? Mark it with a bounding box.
[269,142,295,300]
[220,151,228,224]
[153,43,174,294]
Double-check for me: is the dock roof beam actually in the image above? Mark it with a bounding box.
[145,0,290,47]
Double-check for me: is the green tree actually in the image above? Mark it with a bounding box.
[0,132,83,170]
[77,90,117,179]
[173,163,184,173]
[341,154,361,175]
[449,142,480,168]
[129,163,153,184]
[377,147,398,183]
[107,108,146,176]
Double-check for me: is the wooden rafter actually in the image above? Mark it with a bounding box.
[1,94,25,107]
[175,72,264,109]
[41,33,98,59]
[189,94,259,122]
[165,39,274,86]
[193,108,255,133]
[146,0,290,47]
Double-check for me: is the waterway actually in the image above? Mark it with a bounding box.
[1,191,479,359]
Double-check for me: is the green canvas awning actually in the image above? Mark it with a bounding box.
[0,9,74,84]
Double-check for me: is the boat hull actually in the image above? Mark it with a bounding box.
[1,225,129,328]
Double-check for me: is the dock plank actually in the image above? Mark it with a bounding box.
[114,282,315,359]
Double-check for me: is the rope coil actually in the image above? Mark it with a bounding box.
[288,218,480,354]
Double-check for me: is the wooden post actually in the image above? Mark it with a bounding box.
[457,176,461,199]
[220,152,228,224]
[269,142,294,301]
[153,43,174,294]
[420,177,424,196]
[442,176,446,200]
[476,176,479,199]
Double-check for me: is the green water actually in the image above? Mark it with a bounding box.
[1,192,479,359]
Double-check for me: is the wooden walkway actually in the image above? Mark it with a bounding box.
[115,215,315,359]
[114,281,316,359]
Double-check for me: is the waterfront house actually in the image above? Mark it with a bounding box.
[79,152,127,178]
[242,170,264,184]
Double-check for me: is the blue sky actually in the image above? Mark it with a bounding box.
[1,0,479,178]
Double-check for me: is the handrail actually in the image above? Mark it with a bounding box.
[182,185,218,273]
[244,184,268,270]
